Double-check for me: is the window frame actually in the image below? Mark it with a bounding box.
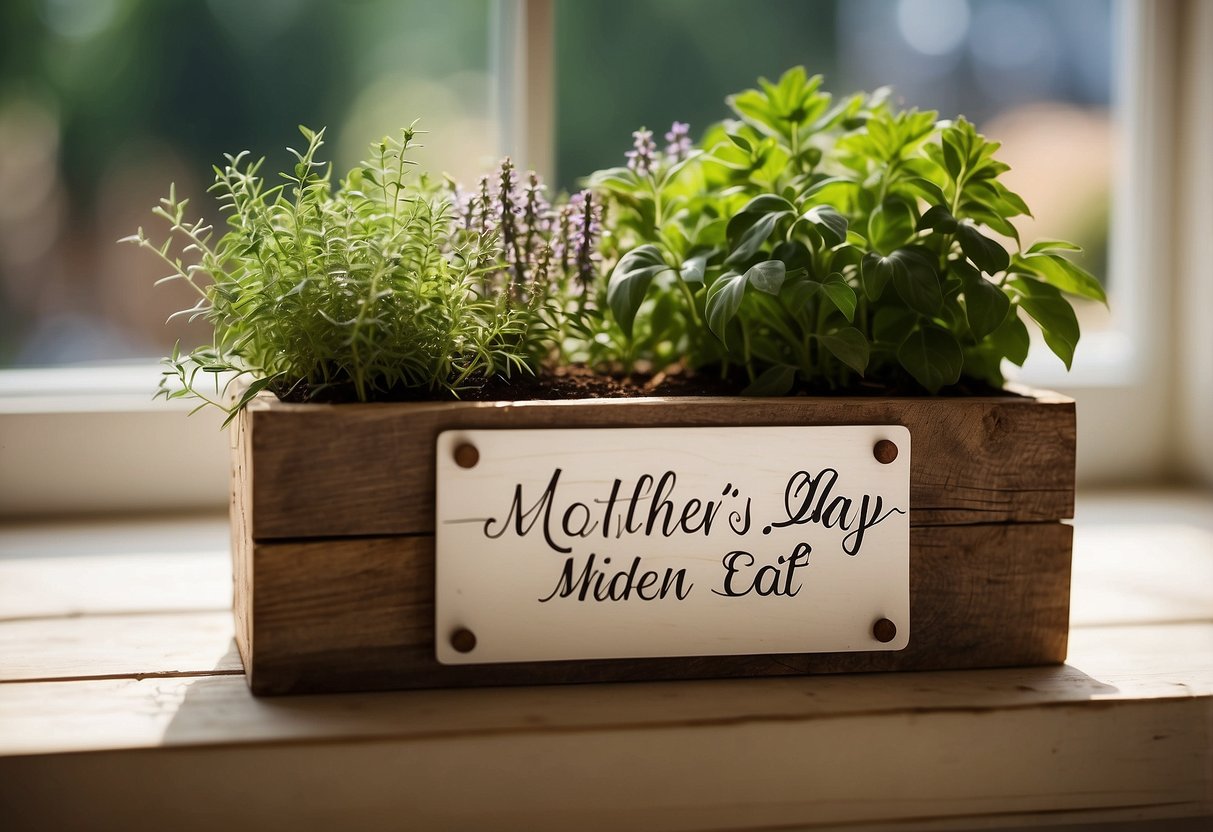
[0,0,1206,518]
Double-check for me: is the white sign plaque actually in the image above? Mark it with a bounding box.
[435,425,910,665]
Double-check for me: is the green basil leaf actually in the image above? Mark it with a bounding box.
[871,306,918,346]
[744,259,787,295]
[1020,252,1107,304]
[726,132,753,153]
[1010,277,1080,368]
[860,251,895,300]
[706,271,748,339]
[901,177,948,206]
[587,166,640,193]
[800,175,849,199]
[961,207,1020,244]
[940,134,964,181]
[867,197,916,254]
[817,326,870,374]
[917,204,957,232]
[607,245,673,336]
[900,155,946,182]
[771,240,811,270]
[958,263,1011,339]
[737,193,797,216]
[956,222,1010,273]
[742,363,797,396]
[897,325,963,392]
[780,275,819,310]
[726,211,784,264]
[679,254,709,285]
[1026,239,1083,255]
[995,183,1032,217]
[988,311,1031,367]
[891,248,942,316]
[820,272,857,321]
[800,204,848,246]
[961,344,1006,388]
[728,89,782,137]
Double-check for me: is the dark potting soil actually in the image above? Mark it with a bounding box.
[270,364,1011,405]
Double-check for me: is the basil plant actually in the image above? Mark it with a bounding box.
[593,67,1105,394]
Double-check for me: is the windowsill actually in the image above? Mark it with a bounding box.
[0,364,191,414]
[0,350,1173,519]
[0,366,230,518]
[0,488,1210,830]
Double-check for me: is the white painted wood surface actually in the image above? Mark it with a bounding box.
[0,491,1210,831]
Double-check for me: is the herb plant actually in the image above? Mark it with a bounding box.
[126,126,594,421]
[133,68,1103,415]
[595,67,1106,393]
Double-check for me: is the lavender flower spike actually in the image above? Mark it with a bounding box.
[625,127,657,176]
[569,189,602,295]
[664,121,692,162]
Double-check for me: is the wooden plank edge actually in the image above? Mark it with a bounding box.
[246,385,1073,414]
[0,669,244,686]
[246,392,1076,540]
[0,695,1206,832]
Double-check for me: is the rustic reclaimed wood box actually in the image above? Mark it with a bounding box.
[230,386,1075,696]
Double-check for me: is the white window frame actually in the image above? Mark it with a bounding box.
[1,0,1208,517]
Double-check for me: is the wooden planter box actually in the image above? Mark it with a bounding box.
[230,387,1075,696]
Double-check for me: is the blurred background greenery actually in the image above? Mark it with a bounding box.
[0,0,1114,367]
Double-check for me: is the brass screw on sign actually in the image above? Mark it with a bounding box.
[451,628,477,653]
[873,439,898,464]
[872,618,898,643]
[453,443,479,469]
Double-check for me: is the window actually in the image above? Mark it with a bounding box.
[0,0,497,368]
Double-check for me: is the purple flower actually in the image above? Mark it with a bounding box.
[522,171,549,264]
[476,174,494,235]
[625,127,657,176]
[568,189,602,293]
[552,203,575,274]
[496,158,527,288]
[664,121,692,161]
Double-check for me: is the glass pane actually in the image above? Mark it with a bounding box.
[555,0,1116,332]
[0,0,496,367]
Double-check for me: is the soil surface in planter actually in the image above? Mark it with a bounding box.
[271,365,1009,404]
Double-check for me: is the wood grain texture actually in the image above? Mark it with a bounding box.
[2,698,1209,832]
[3,620,1208,758]
[0,611,242,683]
[230,405,253,679]
[0,551,228,622]
[242,388,1076,540]
[1,496,1208,831]
[3,629,1210,832]
[238,522,1072,695]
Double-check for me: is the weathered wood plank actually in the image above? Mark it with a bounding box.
[0,621,1207,757]
[230,404,254,680]
[244,389,1076,540]
[1071,510,1213,627]
[2,700,1208,832]
[1,622,1210,831]
[0,552,229,622]
[241,522,1071,695]
[0,611,241,683]
[2,700,1206,832]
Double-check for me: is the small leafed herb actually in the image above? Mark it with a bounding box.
[594,67,1105,394]
[126,126,593,422]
